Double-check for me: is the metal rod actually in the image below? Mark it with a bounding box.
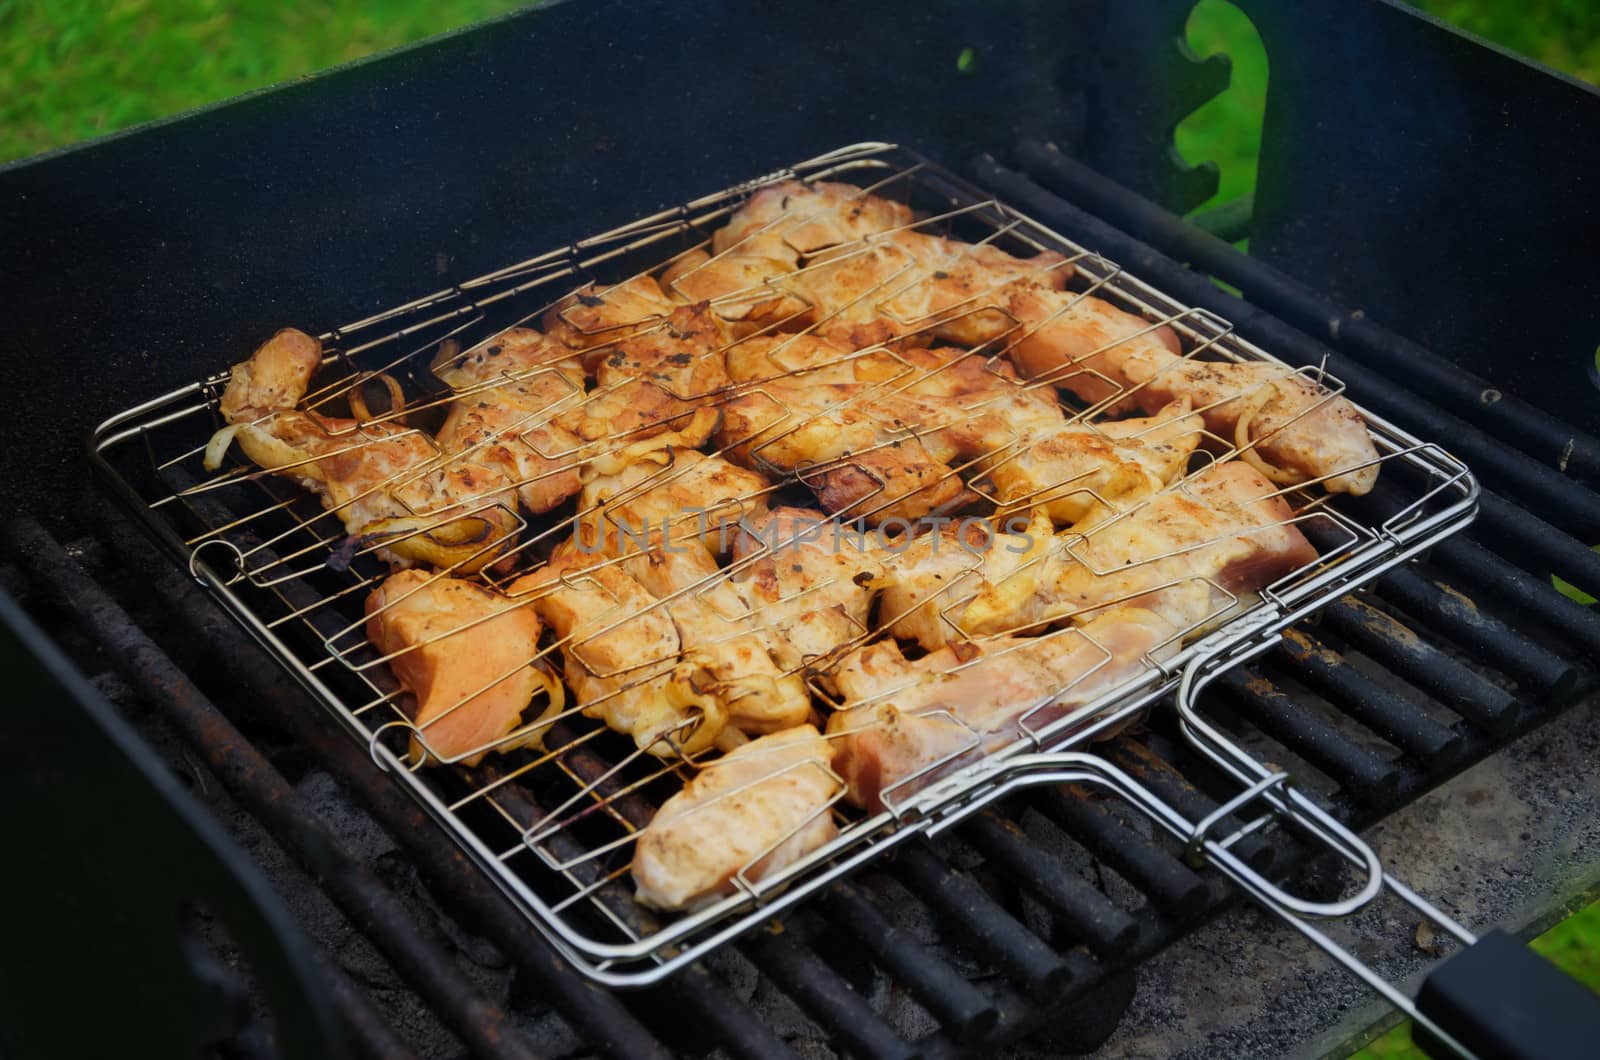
[891,840,1081,1001]
[1034,787,1210,917]
[1099,740,1277,873]
[1275,629,1463,762]
[958,811,1140,956]
[1012,139,1600,483]
[818,880,1000,1044]
[973,154,1600,541]
[1213,669,1401,805]
[744,926,921,1060]
[1320,596,1520,736]
[1474,491,1600,604]
[1431,534,1600,660]
[3,518,542,1060]
[1374,568,1579,700]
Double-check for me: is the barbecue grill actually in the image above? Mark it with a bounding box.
[5,2,1600,1058]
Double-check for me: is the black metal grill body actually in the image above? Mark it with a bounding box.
[3,2,1600,1058]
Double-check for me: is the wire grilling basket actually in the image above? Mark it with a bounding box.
[93,143,1477,1003]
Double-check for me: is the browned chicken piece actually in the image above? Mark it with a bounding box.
[632,724,842,911]
[718,343,1059,524]
[429,328,591,516]
[209,329,521,572]
[956,461,1320,641]
[365,570,563,767]
[716,368,972,523]
[539,299,732,460]
[788,228,1071,350]
[576,448,772,554]
[660,180,915,329]
[542,273,682,355]
[589,301,734,400]
[981,398,1204,526]
[514,544,725,757]
[1005,287,1380,494]
[724,332,903,387]
[807,446,979,526]
[825,606,1175,812]
[875,511,1052,652]
[613,539,814,739]
[714,180,916,260]
[667,179,1071,352]
[729,507,888,678]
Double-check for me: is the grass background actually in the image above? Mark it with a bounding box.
[2,1,1596,1056]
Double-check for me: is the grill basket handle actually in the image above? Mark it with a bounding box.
[1413,928,1600,1060]
[1170,647,1600,1059]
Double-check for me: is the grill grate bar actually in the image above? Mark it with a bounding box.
[1100,740,1276,873]
[745,926,922,1060]
[1431,535,1600,658]
[1214,668,1401,805]
[958,811,1140,956]
[819,879,1001,1043]
[1275,629,1464,762]
[3,518,545,1060]
[1321,595,1521,737]
[1474,492,1600,605]
[1036,785,1210,917]
[1374,569,1577,698]
[891,840,1084,1001]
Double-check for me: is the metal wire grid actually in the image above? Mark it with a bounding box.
[91,142,1476,985]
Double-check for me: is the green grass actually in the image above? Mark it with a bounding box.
[0,0,529,165]
[1412,0,1600,85]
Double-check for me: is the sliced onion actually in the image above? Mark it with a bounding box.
[203,424,240,471]
[1233,385,1302,485]
[349,372,408,426]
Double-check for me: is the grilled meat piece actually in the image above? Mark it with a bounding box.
[612,539,814,739]
[826,607,1174,811]
[1005,287,1380,493]
[542,273,682,355]
[365,570,562,767]
[786,228,1070,349]
[515,543,724,757]
[874,461,1315,652]
[632,724,842,911]
[210,328,521,572]
[661,180,914,328]
[981,397,1204,526]
[729,507,888,680]
[952,461,1320,642]
[430,328,590,516]
[576,447,772,554]
[718,342,1059,524]
[875,511,1051,652]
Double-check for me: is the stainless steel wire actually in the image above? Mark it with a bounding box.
[91,142,1477,990]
